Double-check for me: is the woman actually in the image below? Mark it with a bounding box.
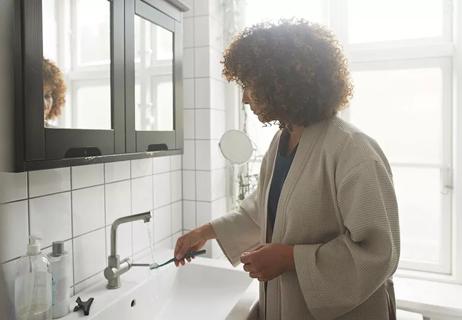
[174,20,400,320]
[42,58,66,127]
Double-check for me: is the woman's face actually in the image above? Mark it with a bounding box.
[43,84,53,120]
[242,86,266,122]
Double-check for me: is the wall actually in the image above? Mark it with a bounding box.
[0,158,183,298]
[181,0,230,258]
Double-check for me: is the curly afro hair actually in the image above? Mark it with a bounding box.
[43,58,66,120]
[222,19,353,128]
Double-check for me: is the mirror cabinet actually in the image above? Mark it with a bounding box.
[10,0,187,171]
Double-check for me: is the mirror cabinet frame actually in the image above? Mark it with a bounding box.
[13,0,186,172]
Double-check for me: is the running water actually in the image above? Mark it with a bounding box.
[145,222,155,264]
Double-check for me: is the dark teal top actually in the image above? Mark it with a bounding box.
[267,129,298,233]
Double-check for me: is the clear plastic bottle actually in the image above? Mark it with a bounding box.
[14,236,52,320]
[47,241,70,318]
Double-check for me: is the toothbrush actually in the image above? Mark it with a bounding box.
[131,249,207,269]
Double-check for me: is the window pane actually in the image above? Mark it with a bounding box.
[349,67,443,164]
[134,15,174,131]
[393,167,443,265]
[76,0,111,66]
[75,83,111,129]
[348,0,444,43]
[245,0,326,26]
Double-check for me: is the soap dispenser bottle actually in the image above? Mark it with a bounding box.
[47,241,70,318]
[14,236,52,320]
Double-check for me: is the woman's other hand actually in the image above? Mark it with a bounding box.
[174,223,216,267]
[240,244,295,282]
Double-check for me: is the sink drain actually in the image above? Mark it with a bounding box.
[131,299,136,307]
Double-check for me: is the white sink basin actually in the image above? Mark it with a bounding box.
[62,249,256,320]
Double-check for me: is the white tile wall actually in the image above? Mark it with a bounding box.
[0,154,183,298]
[29,192,72,248]
[71,164,104,189]
[105,161,130,183]
[182,170,196,200]
[153,173,171,208]
[105,180,131,225]
[194,16,210,47]
[73,228,106,283]
[0,172,27,203]
[0,201,28,262]
[182,140,196,170]
[72,186,105,236]
[131,176,153,213]
[183,78,195,109]
[29,167,71,197]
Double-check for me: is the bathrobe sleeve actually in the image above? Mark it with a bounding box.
[293,159,400,320]
[209,155,268,267]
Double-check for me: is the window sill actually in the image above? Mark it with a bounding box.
[395,276,462,319]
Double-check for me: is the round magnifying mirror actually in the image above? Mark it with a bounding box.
[219,130,254,165]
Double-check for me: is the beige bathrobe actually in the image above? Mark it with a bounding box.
[210,116,400,320]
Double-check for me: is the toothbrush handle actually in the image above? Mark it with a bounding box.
[184,249,206,259]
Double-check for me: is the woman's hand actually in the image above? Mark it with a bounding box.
[240,244,295,282]
[173,223,216,267]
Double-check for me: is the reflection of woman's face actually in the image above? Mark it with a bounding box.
[43,84,53,120]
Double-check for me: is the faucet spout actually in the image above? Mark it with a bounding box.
[105,211,152,289]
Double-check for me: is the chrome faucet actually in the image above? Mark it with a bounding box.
[104,211,152,289]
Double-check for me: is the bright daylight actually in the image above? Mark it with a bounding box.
[0,0,461,319]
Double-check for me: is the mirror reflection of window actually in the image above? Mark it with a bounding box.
[134,15,174,131]
[42,0,111,130]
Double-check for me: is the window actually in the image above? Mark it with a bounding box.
[242,0,460,281]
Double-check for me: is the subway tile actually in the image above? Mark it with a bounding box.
[183,200,196,230]
[194,47,210,78]
[182,140,195,170]
[194,16,209,47]
[183,109,195,139]
[171,201,182,234]
[153,156,171,174]
[195,140,211,170]
[211,109,226,139]
[73,229,106,283]
[170,171,182,203]
[195,109,211,139]
[29,192,72,249]
[154,205,171,243]
[0,172,27,204]
[0,201,28,263]
[105,161,130,183]
[196,201,211,227]
[72,186,105,237]
[183,78,195,109]
[211,168,227,201]
[210,78,226,110]
[154,236,172,250]
[182,170,196,200]
[29,167,70,198]
[183,17,194,48]
[71,164,104,189]
[131,158,152,178]
[184,48,194,78]
[195,78,210,108]
[106,223,132,261]
[105,180,131,225]
[131,176,153,214]
[195,171,211,201]
[153,172,171,209]
[170,155,182,171]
